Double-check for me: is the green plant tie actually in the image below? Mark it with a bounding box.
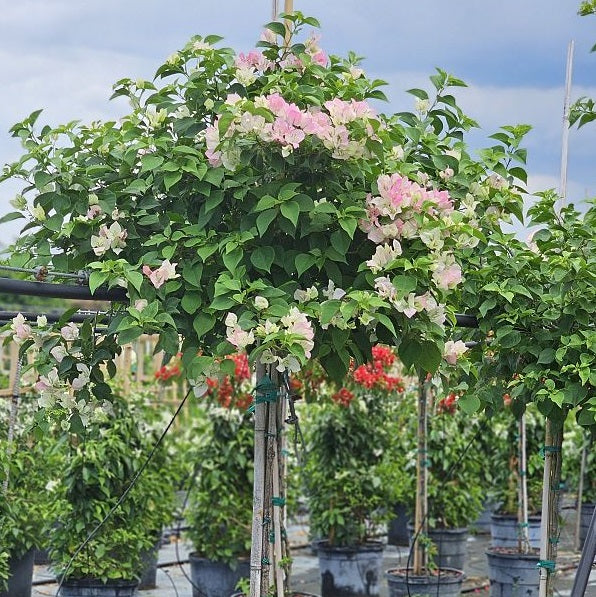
[519,469,527,476]
[539,445,561,458]
[264,432,278,438]
[421,459,431,468]
[262,516,271,526]
[272,496,286,506]
[247,375,279,413]
[518,522,529,527]
[549,537,560,544]
[536,560,556,571]
[269,530,275,543]
[281,449,290,456]
[262,557,270,565]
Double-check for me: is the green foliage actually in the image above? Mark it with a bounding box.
[483,408,545,515]
[463,193,596,430]
[304,391,407,546]
[47,396,176,583]
[185,409,254,564]
[0,12,529,423]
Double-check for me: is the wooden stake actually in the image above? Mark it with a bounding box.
[413,377,428,575]
[574,436,588,551]
[538,420,563,597]
[283,0,293,46]
[250,362,268,597]
[270,393,285,597]
[518,414,530,553]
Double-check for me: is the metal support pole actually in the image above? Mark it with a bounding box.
[570,505,596,597]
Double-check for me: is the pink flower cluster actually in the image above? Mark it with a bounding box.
[204,93,377,167]
[360,174,454,244]
[142,259,179,289]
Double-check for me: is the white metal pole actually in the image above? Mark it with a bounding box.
[559,40,574,208]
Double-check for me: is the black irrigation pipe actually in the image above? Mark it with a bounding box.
[0,277,480,328]
[0,311,110,324]
[0,277,127,302]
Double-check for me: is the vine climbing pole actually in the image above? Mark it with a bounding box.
[412,375,429,575]
[3,354,23,493]
[538,420,563,597]
[250,365,289,597]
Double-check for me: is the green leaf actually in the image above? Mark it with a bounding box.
[140,155,164,172]
[399,338,442,373]
[280,201,299,228]
[254,195,278,212]
[330,230,350,256]
[320,300,342,325]
[181,291,202,314]
[117,326,143,345]
[295,253,316,276]
[264,21,286,37]
[164,171,182,190]
[222,248,243,273]
[193,312,216,338]
[338,216,357,238]
[458,394,481,415]
[375,313,396,337]
[250,246,275,272]
[89,271,109,294]
[125,270,143,293]
[537,347,555,364]
[0,211,25,225]
[256,209,277,237]
[182,262,203,287]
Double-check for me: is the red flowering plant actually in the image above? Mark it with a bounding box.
[303,344,412,547]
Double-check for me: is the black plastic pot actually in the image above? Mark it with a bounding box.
[490,513,541,549]
[0,549,35,597]
[579,502,595,550]
[387,503,410,546]
[317,541,383,597]
[58,578,139,596]
[386,567,465,597]
[486,548,540,597]
[408,525,469,571]
[138,541,160,590]
[189,554,250,597]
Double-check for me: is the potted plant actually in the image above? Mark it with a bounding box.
[487,406,544,550]
[0,404,55,597]
[410,396,485,573]
[46,395,176,597]
[304,345,406,597]
[184,352,254,597]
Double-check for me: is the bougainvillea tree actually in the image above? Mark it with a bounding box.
[0,11,531,593]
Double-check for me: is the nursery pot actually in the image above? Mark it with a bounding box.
[485,548,540,597]
[0,549,34,597]
[230,593,319,597]
[58,578,139,597]
[387,503,410,546]
[579,502,595,550]
[385,567,465,597]
[189,554,250,597]
[473,499,500,534]
[138,540,160,590]
[317,541,383,597]
[408,525,469,571]
[490,513,541,549]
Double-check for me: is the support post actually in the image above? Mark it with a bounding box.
[250,363,268,597]
[518,413,530,553]
[574,436,587,551]
[538,420,563,597]
[413,376,428,575]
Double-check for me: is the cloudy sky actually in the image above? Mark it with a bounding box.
[1,0,594,240]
